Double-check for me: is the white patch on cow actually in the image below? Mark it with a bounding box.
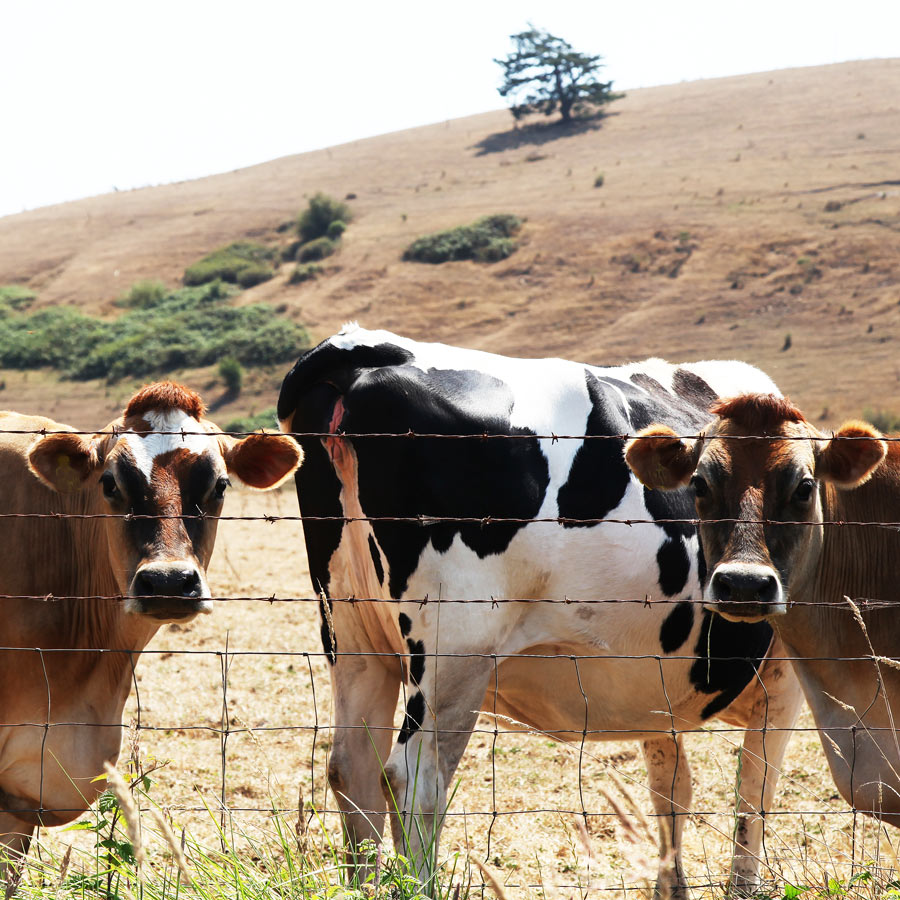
[120,409,218,481]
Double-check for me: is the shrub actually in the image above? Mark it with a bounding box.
[864,408,900,434]
[297,236,337,262]
[118,280,167,308]
[289,263,322,284]
[0,282,310,382]
[297,193,352,243]
[183,242,276,287]
[218,356,244,394]
[326,219,347,239]
[0,284,37,311]
[594,173,605,188]
[281,239,303,262]
[236,264,275,288]
[403,214,524,264]
[224,407,279,433]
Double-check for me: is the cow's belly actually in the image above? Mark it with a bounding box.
[485,645,709,741]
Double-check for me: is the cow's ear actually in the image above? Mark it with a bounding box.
[815,421,886,488]
[223,431,303,490]
[625,425,697,491]
[28,431,100,493]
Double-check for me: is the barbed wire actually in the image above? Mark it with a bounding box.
[0,427,892,441]
[4,421,898,894]
[2,592,897,607]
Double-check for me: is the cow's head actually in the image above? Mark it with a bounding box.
[625,393,886,622]
[27,382,302,622]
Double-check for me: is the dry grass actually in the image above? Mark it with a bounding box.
[1,61,900,425]
[24,489,900,898]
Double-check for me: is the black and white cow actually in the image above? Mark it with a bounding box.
[277,324,803,898]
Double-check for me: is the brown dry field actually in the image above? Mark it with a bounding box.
[4,59,900,897]
[34,489,900,898]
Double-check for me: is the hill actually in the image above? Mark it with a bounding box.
[1,59,899,427]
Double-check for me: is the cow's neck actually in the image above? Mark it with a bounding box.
[781,455,900,724]
[9,487,160,693]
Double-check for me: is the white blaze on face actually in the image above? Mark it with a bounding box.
[119,408,218,481]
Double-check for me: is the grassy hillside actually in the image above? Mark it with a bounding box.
[1,59,899,427]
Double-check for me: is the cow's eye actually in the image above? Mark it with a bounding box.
[690,475,709,498]
[213,476,231,500]
[100,472,119,500]
[793,478,816,503]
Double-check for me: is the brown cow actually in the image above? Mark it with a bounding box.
[0,382,301,867]
[624,394,900,826]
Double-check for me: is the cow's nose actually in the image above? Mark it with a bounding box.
[133,564,203,599]
[710,565,779,606]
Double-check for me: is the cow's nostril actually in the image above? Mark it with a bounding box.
[181,569,202,597]
[133,570,157,597]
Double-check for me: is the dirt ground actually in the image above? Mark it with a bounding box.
[31,489,900,898]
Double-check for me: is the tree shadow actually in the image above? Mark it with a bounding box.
[471,111,617,157]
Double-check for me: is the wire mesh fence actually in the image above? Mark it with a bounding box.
[2,426,900,899]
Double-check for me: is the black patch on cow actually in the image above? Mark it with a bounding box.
[660,601,694,653]
[672,369,719,412]
[368,535,384,586]
[629,372,668,398]
[338,365,550,598]
[690,611,773,719]
[556,371,632,526]
[407,638,426,685]
[278,341,415,423]
[319,598,337,664]
[398,613,412,636]
[642,485,694,597]
[398,692,425,744]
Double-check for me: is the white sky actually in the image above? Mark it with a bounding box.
[1,0,897,219]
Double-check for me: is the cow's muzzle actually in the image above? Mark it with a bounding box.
[704,561,786,621]
[127,561,213,621]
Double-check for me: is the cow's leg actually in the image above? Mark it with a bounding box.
[0,816,33,884]
[727,654,804,896]
[327,651,400,877]
[642,735,692,900]
[383,656,492,887]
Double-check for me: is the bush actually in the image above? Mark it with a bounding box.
[0,282,310,382]
[0,284,37,311]
[403,214,523,264]
[218,356,244,394]
[224,407,279,433]
[289,263,322,284]
[297,193,352,243]
[118,280,167,308]
[594,173,605,188]
[326,219,347,239]
[236,264,275,288]
[183,242,276,287]
[297,236,337,262]
[863,408,900,434]
[281,239,303,262]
